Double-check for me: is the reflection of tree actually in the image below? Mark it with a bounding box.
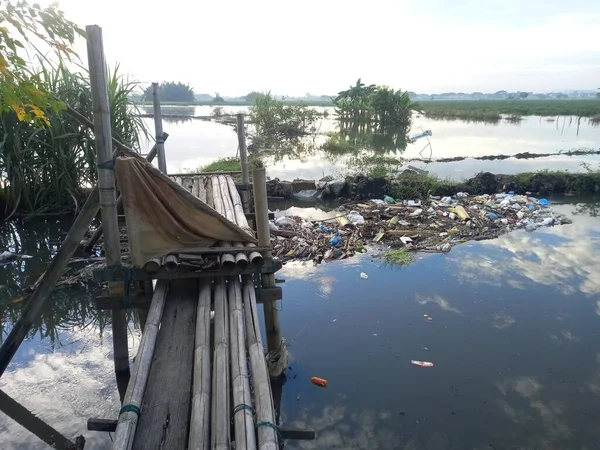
[572,201,600,217]
[0,220,139,347]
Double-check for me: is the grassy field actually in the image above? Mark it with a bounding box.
[419,99,600,120]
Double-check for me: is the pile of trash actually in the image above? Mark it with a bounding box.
[269,191,572,264]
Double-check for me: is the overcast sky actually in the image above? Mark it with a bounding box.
[42,0,600,95]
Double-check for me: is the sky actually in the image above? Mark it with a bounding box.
[37,0,600,96]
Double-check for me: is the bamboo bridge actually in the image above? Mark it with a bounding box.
[0,25,314,450]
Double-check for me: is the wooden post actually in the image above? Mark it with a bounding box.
[152,82,167,173]
[252,168,284,373]
[86,24,130,396]
[112,281,168,450]
[237,113,250,212]
[0,389,85,449]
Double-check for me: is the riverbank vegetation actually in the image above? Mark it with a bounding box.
[420,99,600,121]
[334,79,415,129]
[142,81,195,103]
[0,1,147,220]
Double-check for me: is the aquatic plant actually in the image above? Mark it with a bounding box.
[385,248,413,266]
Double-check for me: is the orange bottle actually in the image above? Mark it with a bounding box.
[311,377,328,387]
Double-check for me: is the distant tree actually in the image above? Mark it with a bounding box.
[244,91,262,102]
[518,92,529,100]
[213,92,225,103]
[144,82,195,103]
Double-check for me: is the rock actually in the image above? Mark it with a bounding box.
[328,180,346,196]
[266,179,293,198]
[292,179,316,193]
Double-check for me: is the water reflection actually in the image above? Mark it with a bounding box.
[277,198,600,449]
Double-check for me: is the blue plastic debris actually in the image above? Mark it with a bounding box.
[329,236,342,246]
[488,212,499,219]
[538,198,549,207]
[384,195,395,204]
[508,191,515,195]
[528,204,536,211]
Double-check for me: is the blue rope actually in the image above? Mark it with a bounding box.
[232,403,255,419]
[255,420,280,438]
[119,404,140,417]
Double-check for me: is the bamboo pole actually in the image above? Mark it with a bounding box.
[220,175,249,269]
[83,133,169,252]
[192,177,200,199]
[0,389,84,449]
[211,277,231,450]
[198,177,207,204]
[252,168,283,365]
[211,176,236,269]
[228,276,256,450]
[188,279,212,450]
[225,176,259,267]
[237,113,250,213]
[242,276,278,450]
[112,280,169,450]
[152,82,167,173]
[142,258,161,274]
[87,24,130,394]
[163,254,180,273]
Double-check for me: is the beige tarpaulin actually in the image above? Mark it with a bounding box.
[114,154,257,267]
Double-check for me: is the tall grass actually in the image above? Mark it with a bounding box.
[0,63,147,219]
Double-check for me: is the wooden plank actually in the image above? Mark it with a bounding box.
[95,293,152,310]
[188,279,212,450]
[211,277,230,450]
[93,259,283,282]
[255,287,282,304]
[87,418,117,432]
[113,280,169,450]
[132,280,197,450]
[168,171,242,176]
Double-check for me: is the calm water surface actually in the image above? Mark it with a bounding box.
[2,199,600,448]
[139,106,600,181]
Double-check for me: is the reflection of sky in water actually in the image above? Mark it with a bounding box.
[5,200,600,448]
[144,106,600,181]
[277,199,600,449]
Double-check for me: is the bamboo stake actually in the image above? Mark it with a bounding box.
[142,258,161,274]
[163,254,180,273]
[252,168,282,365]
[228,276,256,450]
[112,280,169,450]
[242,276,278,450]
[152,82,167,173]
[87,25,129,393]
[236,113,250,213]
[0,389,84,449]
[188,279,212,450]
[211,277,231,450]
[83,133,169,252]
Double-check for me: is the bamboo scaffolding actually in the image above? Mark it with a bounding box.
[198,177,208,204]
[228,276,256,450]
[219,175,249,270]
[112,280,169,450]
[188,279,212,450]
[211,277,231,450]
[242,276,278,450]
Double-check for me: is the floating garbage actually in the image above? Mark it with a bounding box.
[411,360,434,367]
[311,377,328,387]
[360,272,369,279]
[269,191,571,265]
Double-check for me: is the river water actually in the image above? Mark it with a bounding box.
[2,198,600,448]
[138,106,600,181]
